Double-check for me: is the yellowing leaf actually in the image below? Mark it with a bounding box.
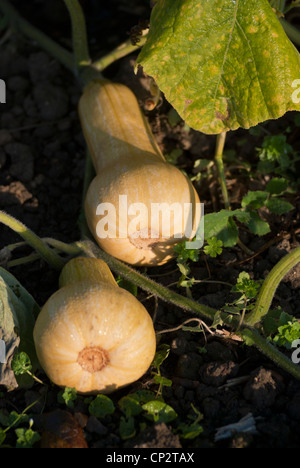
[138,0,300,134]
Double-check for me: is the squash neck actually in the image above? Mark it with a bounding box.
[92,150,164,174]
[59,257,117,288]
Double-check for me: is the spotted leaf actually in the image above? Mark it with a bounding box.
[137,0,300,134]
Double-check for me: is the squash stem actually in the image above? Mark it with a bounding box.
[1,237,80,256]
[242,327,300,380]
[0,0,144,87]
[245,245,300,326]
[42,238,81,256]
[7,253,41,268]
[214,131,230,210]
[93,30,149,73]
[0,0,74,72]
[0,210,65,270]
[62,0,91,72]
[214,132,253,255]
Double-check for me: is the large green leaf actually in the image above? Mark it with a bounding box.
[137,0,300,134]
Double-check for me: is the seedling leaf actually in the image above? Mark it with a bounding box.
[119,416,136,440]
[246,211,271,236]
[265,197,294,214]
[204,210,248,247]
[142,400,178,423]
[88,394,115,419]
[265,177,289,195]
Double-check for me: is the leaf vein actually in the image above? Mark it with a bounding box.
[212,0,240,104]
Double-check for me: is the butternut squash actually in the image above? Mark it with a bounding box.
[33,257,156,394]
[79,80,201,266]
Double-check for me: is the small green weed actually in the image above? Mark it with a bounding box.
[256,133,300,180]
[0,401,40,448]
[204,177,294,248]
[262,307,300,349]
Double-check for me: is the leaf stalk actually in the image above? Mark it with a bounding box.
[0,211,65,270]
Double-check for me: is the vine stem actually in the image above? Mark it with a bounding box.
[0,211,65,271]
[1,210,300,379]
[76,240,218,323]
[0,0,74,72]
[0,0,146,86]
[242,327,300,380]
[93,30,149,72]
[214,131,253,255]
[245,245,300,326]
[75,240,300,380]
[62,0,91,72]
[214,131,230,210]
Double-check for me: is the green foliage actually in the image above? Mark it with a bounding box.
[273,320,300,349]
[204,209,250,247]
[203,237,223,258]
[142,400,178,424]
[138,0,300,134]
[11,351,43,386]
[232,272,262,300]
[175,404,203,440]
[167,108,182,127]
[221,272,262,326]
[165,148,183,165]
[241,181,294,216]
[0,401,39,448]
[203,176,294,247]
[117,390,203,441]
[173,239,200,264]
[256,134,300,180]
[15,426,40,448]
[88,394,115,419]
[258,134,292,163]
[173,235,224,292]
[119,416,136,440]
[151,344,172,396]
[118,390,159,439]
[11,351,32,377]
[265,177,289,194]
[263,308,300,349]
[173,239,200,290]
[118,390,155,418]
[58,387,78,408]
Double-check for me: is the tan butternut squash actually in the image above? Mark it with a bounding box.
[33,257,156,394]
[79,80,201,266]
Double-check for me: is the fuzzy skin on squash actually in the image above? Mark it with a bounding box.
[33,258,156,395]
[79,80,201,266]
